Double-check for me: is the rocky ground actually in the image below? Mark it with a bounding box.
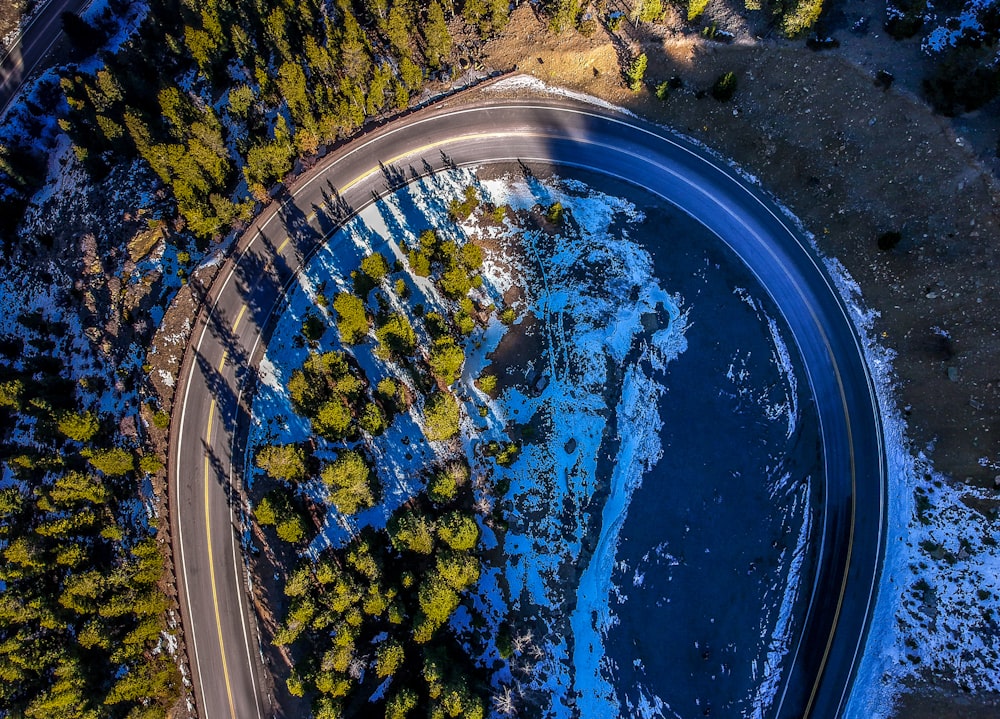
[477,5,1000,717]
[0,0,35,49]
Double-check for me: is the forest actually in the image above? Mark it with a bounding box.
[0,314,179,716]
[0,0,857,243]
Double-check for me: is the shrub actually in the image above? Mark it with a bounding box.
[477,373,497,396]
[440,263,473,298]
[423,392,460,441]
[490,204,507,223]
[655,80,671,101]
[417,575,460,633]
[375,313,416,359]
[545,201,565,224]
[314,399,353,441]
[255,495,278,526]
[152,410,170,429]
[447,185,480,221]
[485,440,520,467]
[408,250,431,276]
[499,307,517,325]
[884,0,926,38]
[301,312,326,342]
[389,509,436,554]
[376,640,405,678]
[86,447,135,476]
[687,0,709,21]
[0,379,23,410]
[877,231,902,251]
[428,462,467,503]
[711,72,737,101]
[139,454,163,474]
[288,351,364,427]
[436,550,480,591]
[437,511,480,551]
[386,689,418,719]
[359,401,386,435]
[460,242,483,271]
[923,45,1000,116]
[424,311,449,340]
[276,516,308,543]
[454,310,476,336]
[377,377,407,413]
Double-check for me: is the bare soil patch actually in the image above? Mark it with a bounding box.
[478,6,1000,714]
[0,0,35,48]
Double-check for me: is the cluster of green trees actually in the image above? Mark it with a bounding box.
[247,190,522,714]
[273,457,492,719]
[256,441,383,536]
[402,228,484,300]
[57,0,511,238]
[0,325,178,716]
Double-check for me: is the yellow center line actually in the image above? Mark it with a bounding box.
[217,350,228,373]
[276,237,290,253]
[205,399,237,719]
[803,366,857,718]
[231,303,248,333]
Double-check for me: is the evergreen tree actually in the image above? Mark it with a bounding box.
[625,53,648,92]
[422,0,452,70]
[429,337,465,386]
[256,443,309,482]
[322,450,378,515]
[56,411,99,443]
[333,292,369,344]
[423,392,459,441]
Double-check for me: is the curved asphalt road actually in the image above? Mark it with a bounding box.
[168,98,887,719]
[0,0,89,114]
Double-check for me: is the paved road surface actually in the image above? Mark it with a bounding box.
[169,99,887,719]
[0,0,90,113]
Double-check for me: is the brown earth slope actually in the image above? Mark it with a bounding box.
[478,6,1000,716]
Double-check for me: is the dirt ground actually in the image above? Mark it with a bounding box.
[477,5,1000,716]
[0,0,35,46]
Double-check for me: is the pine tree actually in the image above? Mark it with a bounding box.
[277,61,312,127]
[423,392,459,441]
[256,443,309,482]
[386,3,413,56]
[333,292,368,344]
[85,447,135,476]
[321,450,378,515]
[429,337,465,386]
[423,0,452,70]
